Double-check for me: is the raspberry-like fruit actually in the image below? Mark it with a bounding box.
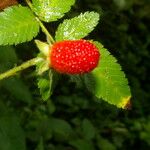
[50,39,100,74]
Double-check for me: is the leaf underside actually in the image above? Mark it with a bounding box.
[32,0,75,22]
[0,5,40,45]
[55,11,100,41]
[91,42,131,108]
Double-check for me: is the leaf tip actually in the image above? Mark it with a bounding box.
[124,99,132,110]
[118,96,132,109]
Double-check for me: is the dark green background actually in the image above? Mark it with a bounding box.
[0,0,150,149]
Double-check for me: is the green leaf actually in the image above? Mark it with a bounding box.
[26,119,53,142]
[97,135,117,150]
[91,42,131,109]
[70,139,95,150]
[69,75,83,88]
[0,5,40,45]
[0,46,33,104]
[32,0,75,22]
[2,77,33,104]
[55,11,100,41]
[0,46,18,76]
[82,119,96,140]
[0,116,26,150]
[50,118,73,141]
[82,74,95,93]
[0,46,18,64]
[36,138,44,150]
[37,70,53,101]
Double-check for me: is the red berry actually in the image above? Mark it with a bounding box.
[50,39,100,74]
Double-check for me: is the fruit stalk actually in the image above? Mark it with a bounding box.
[0,57,42,80]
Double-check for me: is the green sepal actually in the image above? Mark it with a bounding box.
[35,40,50,57]
[37,70,53,101]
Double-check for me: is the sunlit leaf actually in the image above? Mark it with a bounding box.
[55,12,100,41]
[0,5,39,45]
[32,0,75,22]
[90,42,131,108]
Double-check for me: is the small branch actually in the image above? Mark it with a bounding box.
[25,0,33,9]
[25,0,55,44]
[0,57,42,80]
[36,18,55,44]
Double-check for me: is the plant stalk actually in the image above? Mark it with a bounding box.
[25,0,55,44]
[0,57,42,80]
[36,18,55,44]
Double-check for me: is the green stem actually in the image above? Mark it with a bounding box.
[25,0,55,44]
[25,0,33,9]
[0,57,42,80]
[36,18,55,44]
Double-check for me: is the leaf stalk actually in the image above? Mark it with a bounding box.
[25,0,55,44]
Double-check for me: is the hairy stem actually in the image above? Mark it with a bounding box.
[0,57,42,80]
[25,0,33,9]
[25,0,55,44]
[36,18,55,44]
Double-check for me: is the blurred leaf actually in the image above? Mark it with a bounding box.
[113,0,134,10]
[2,77,33,104]
[32,0,75,22]
[0,45,17,87]
[82,74,95,93]
[140,121,150,145]
[97,135,116,150]
[0,5,39,45]
[25,119,50,142]
[91,42,131,108]
[37,119,53,140]
[82,119,96,140]
[0,46,18,65]
[0,46,33,104]
[113,0,126,9]
[0,115,26,150]
[50,118,73,141]
[55,11,100,41]
[47,100,56,114]
[0,101,9,116]
[70,139,95,150]
[69,75,83,88]
[26,117,73,142]
[36,138,44,150]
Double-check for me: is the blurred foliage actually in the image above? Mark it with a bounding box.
[0,0,149,149]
